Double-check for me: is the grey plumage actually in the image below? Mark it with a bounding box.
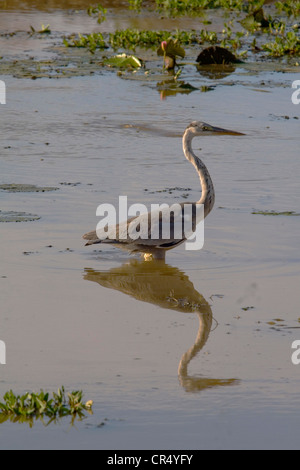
[83,121,243,260]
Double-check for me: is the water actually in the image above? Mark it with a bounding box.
[0,1,300,450]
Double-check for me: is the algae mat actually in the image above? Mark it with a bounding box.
[0,184,58,193]
[0,210,40,222]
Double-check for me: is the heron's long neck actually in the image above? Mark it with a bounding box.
[183,130,215,216]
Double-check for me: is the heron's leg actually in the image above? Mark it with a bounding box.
[143,250,166,261]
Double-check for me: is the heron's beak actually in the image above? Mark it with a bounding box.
[210,125,245,136]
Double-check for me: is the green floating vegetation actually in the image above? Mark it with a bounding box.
[129,0,300,17]
[103,53,142,68]
[29,24,51,35]
[240,7,277,31]
[252,210,300,216]
[64,26,299,59]
[261,31,300,57]
[62,2,300,60]
[0,211,41,223]
[0,387,93,427]
[64,28,218,53]
[109,29,171,49]
[145,186,192,195]
[0,184,58,192]
[275,0,300,18]
[156,0,245,14]
[128,0,273,16]
[63,32,107,51]
[0,211,40,222]
[110,28,217,49]
[87,3,107,24]
[130,0,238,14]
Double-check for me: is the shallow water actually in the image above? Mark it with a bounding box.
[0,2,300,450]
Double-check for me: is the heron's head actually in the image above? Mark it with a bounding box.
[186,121,244,136]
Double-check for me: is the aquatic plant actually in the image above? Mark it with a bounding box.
[220,22,246,52]
[103,53,142,68]
[129,0,300,22]
[261,31,300,56]
[63,32,107,52]
[196,45,241,64]
[0,211,41,223]
[155,0,245,15]
[252,210,300,216]
[64,27,219,52]
[157,39,185,69]
[0,183,58,192]
[29,24,51,35]
[128,0,268,16]
[87,3,107,24]
[0,387,93,427]
[64,2,300,62]
[109,29,171,49]
[275,1,300,18]
[240,7,275,31]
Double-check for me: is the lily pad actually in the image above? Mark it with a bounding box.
[103,54,142,69]
[0,184,58,193]
[0,211,41,222]
[196,46,241,65]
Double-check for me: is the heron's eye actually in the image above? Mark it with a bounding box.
[202,126,209,131]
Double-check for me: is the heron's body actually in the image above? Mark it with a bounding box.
[83,121,243,259]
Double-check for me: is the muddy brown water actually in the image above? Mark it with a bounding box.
[0,1,300,450]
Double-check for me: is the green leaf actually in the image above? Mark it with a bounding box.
[157,39,186,58]
[103,54,142,68]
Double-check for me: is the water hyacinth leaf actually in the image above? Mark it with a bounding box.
[240,8,271,30]
[87,4,107,24]
[0,387,93,426]
[103,54,142,68]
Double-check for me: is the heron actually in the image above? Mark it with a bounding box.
[83,121,243,260]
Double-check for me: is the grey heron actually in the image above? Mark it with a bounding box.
[83,121,243,260]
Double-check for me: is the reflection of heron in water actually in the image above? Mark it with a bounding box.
[84,259,238,392]
[83,121,243,260]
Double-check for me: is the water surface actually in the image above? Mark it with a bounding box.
[0,2,300,450]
